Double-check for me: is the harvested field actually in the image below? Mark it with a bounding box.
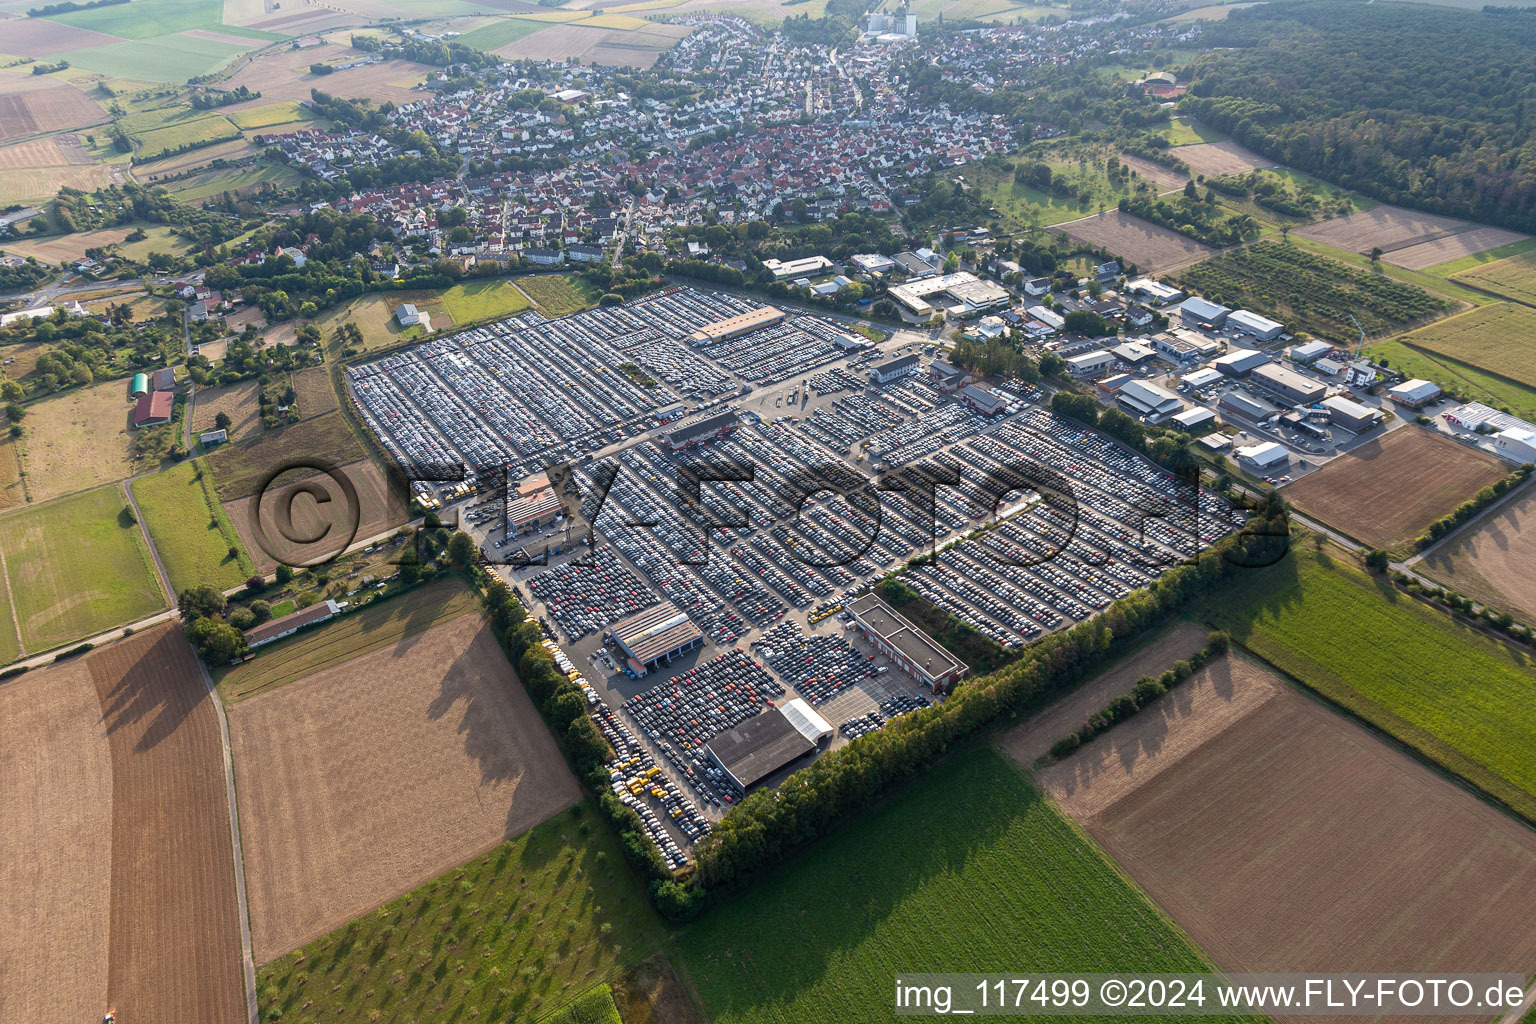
[1172,139,1272,178]
[1040,654,1536,984]
[1284,428,1507,550]
[1295,203,1477,255]
[494,21,609,59]
[288,363,338,418]
[1053,209,1214,273]
[0,339,50,381]
[0,643,113,1024]
[133,137,252,180]
[996,621,1209,767]
[1117,152,1189,192]
[220,46,432,106]
[0,13,125,54]
[1398,302,1536,389]
[191,379,262,443]
[0,78,105,142]
[18,378,139,501]
[1419,485,1536,623]
[1454,247,1536,305]
[89,625,246,1023]
[207,409,366,501]
[1386,225,1529,271]
[222,457,407,572]
[0,135,93,169]
[228,613,581,964]
[0,222,177,263]
[0,161,119,201]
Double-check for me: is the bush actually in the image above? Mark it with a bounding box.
[1049,733,1082,758]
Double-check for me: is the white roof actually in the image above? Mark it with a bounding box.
[1173,406,1215,426]
[1181,367,1223,388]
[1228,309,1284,334]
[1388,378,1440,400]
[1180,296,1231,321]
[1237,441,1288,466]
[1065,349,1111,366]
[780,698,833,743]
[1322,395,1379,420]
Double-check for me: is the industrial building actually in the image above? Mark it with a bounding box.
[1115,379,1184,423]
[152,367,175,391]
[1322,395,1383,433]
[1181,367,1224,391]
[1153,329,1221,363]
[846,592,968,692]
[869,353,921,384]
[1287,340,1332,365]
[887,272,1009,318]
[928,360,973,392]
[657,409,739,450]
[1227,309,1285,341]
[705,701,829,790]
[1126,278,1184,305]
[762,255,833,279]
[1387,378,1442,408]
[686,305,785,344]
[1214,349,1269,377]
[130,372,150,397]
[1495,427,1536,465]
[959,383,1007,416]
[506,471,565,536]
[1065,350,1112,378]
[1219,390,1280,422]
[1172,406,1216,432]
[1251,362,1327,405]
[1179,296,1232,327]
[850,253,896,276]
[1237,441,1288,470]
[608,600,705,675]
[1111,341,1158,367]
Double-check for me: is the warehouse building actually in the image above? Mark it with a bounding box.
[1065,350,1112,378]
[1179,296,1232,327]
[1251,362,1327,405]
[928,360,973,392]
[1153,329,1221,363]
[1237,441,1288,470]
[609,600,705,675]
[762,255,833,279]
[1322,395,1383,433]
[152,367,176,391]
[888,272,1009,318]
[1126,277,1184,305]
[959,383,1007,416]
[846,592,968,693]
[706,706,823,791]
[1227,309,1285,341]
[1214,349,1270,378]
[130,372,149,398]
[1115,379,1184,423]
[1287,340,1332,365]
[686,305,785,344]
[1180,367,1224,391]
[1387,378,1442,408]
[506,473,564,536]
[657,409,739,450]
[869,353,921,384]
[1111,341,1158,367]
[1218,390,1280,422]
[1495,427,1536,465]
[1172,406,1216,432]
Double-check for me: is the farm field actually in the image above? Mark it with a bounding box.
[287,364,338,418]
[133,137,252,180]
[255,797,669,1024]
[220,45,433,106]
[130,459,254,592]
[130,112,241,160]
[0,76,106,144]
[1395,302,1536,389]
[0,11,125,53]
[439,278,533,321]
[226,99,315,130]
[516,273,604,316]
[0,424,22,513]
[1158,115,1226,146]
[206,409,366,501]
[229,613,584,964]
[1037,652,1536,978]
[541,985,623,1024]
[1199,542,1536,823]
[1387,225,1530,271]
[1294,203,1492,260]
[55,33,255,82]
[1172,139,1273,179]
[456,14,554,50]
[0,221,186,263]
[1419,485,1536,623]
[1052,209,1214,273]
[216,577,479,701]
[676,746,1247,1024]
[0,483,164,652]
[1424,236,1536,277]
[1368,337,1536,420]
[16,378,141,502]
[1284,428,1507,550]
[190,379,262,443]
[319,290,446,351]
[45,0,247,38]
[1176,240,1454,340]
[1452,246,1536,303]
[165,161,301,202]
[1116,152,1189,191]
[222,457,407,573]
[486,20,690,65]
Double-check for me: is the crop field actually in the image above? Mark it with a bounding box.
[133,137,252,180]
[0,483,164,652]
[516,273,604,316]
[1158,115,1225,146]
[439,278,533,322]
[0,161,119,202]
[229,612,583,964]
[16,378,141,502]
[1177,240,1454,339]
[255,798,668,1024]
[288,364,338,418]
[1284,428,1507,550]
[1116,152,1189,191]
[676,746,1245,1024]
[130,112,241,160]
[0,134,92,170]
[541,985,623,1024]
[220,45,432,106]
[131,459,254,593]
[0,78,105,143]
[456,15,555,50]
[1295,203,1480,256]
[1367,336,1536,420]
[0,12,124,54]
[1053,210,1214,273]
[227,99,315,130]
[206,409,366,501]
[190,378,262,443]
[1396,302,1536,389]
[1172,140,1272,178]
[0,222,179,263]
[164,161,300,201]
[1039,652,1536,978]
[216,577,480,701]
[222,457,407,573]
[1452,246,1536,303]
[0,425,23,513]
[1200,542,1536,822]
[1387,225,1530,271]
[55,33,255,82]
[1419,486,1536,623]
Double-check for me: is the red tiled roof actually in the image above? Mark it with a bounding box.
[134,390,173,426]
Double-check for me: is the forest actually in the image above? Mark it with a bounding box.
[1182,1,1536,231]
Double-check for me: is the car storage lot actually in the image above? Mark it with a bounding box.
[348,285,1246,863]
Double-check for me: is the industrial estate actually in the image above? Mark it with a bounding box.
[3,0,1536,1022]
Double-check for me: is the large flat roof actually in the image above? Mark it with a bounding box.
[846,592,965,682]
[610,600,703,665]
[687,305,784,342]
[706,709,816,789]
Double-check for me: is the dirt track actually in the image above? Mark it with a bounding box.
[1041,654,1536,1000]
[228,614,581,964]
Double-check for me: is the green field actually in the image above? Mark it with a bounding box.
[1393,302,1536,389]
[131,459,253,594]
[47,0,243,38]
[517,274,602,317]
[1198,543,1536,822]
[1451,247,1536,304]
[206,411,366,501]
[0,552,18,665]
[538,984,623,1024]
[677,746,1243,1024]
[228,101,318,131]
[131,113,242,161]
[0,484,165,653]
[215,577,479,702]
[256,803,669,1024]
[456,16,553,51]
[439,279,532,322]
[57,35,253,83]
[1366,338,1536,419]
[164,163,300,202]
[1160,116,1226,146]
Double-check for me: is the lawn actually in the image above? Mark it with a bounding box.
[1197,542,1536,823]
[516,274,602,318]
[0,483,165,653]
[439,279,532,323]
[131,459,254,594]
[676,746,1245,1024]
[255,802,670,1024]
[130,113,242,161]
[17,378,141,503]
[206,411,367,502]
[1451,245,1536,303]
[1392,302,1536,389]
[319,292,444,354]
[0,556,16,665]
[215,577,480,702]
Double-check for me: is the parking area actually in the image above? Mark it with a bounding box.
[350,285,1248,862]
